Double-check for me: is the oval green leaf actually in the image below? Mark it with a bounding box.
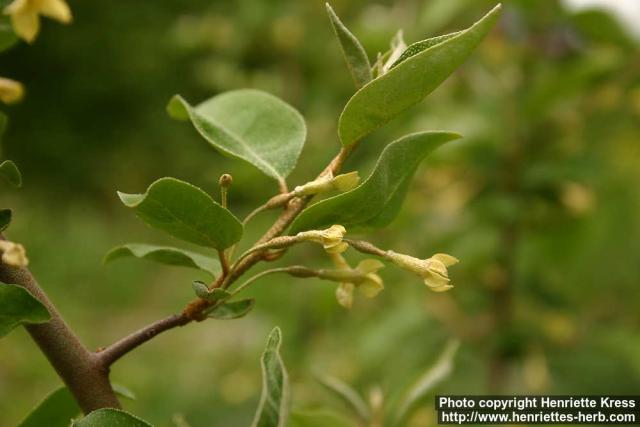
[0,160,22,187]
[326,3,372,89]
[205,298,255,320]
[290,131,461,233]
[338,4,501,146]
[0,209,11,231]
[105,244,220,276]
[72,409,152,427]
[167,89,306,184]
[117,178,243,250]
[251,327,290,427]
[0,284,50,338]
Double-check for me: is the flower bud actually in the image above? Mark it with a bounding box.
[386,251,458,292]
[0,240,28,267]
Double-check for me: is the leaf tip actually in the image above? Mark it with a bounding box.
[117,190,142,207]
[167,95,190,121]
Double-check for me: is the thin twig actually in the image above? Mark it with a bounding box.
[218,249,230,277]
[97,314,190,367]
[103,145,358,363]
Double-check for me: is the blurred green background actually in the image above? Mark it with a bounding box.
[1,0,639,426]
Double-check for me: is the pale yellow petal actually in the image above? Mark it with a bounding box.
[432,253,459,267]
[0,77,24,104]
[332,171,360,192]
[335,282,354,309]
[39,0,72,23]
[4,0,31,15]
[324,241,348,254]
[427,259,449,278]
[359,274,384,298]
[423,270,450,289]
[431,284,454,292]
[356,258,384,274]
[10,7,39,43]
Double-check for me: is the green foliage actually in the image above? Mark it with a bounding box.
[0,284,50,338]
[325,3,372,89]
[191,281,230,302]
[389,32,461,70]
[118,177,242,250]
[168,89,306,183]
[18,387,79,427]
[0,208,11,231]
[18,383,136,427]
[389,340,459,426]
[290,131,461,233]
[338,5,501,146]
[0,160,22,187]
[72,409,152,427]
[0,16,17,52]
[205,298,254,319]
[289,410,356,427]
[104,244,220,276]
[314,373,370,422]
[251,327,290,427]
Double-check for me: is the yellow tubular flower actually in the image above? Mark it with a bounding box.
[386,251,459,292]
[354,259,384,298]
[0,77,24,104]
[320,257,385,308]
[4,0,72,43]
[297,224,348,254]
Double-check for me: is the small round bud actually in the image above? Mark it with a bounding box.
[218,173,233,188]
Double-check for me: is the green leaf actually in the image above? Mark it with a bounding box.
[251,327,290,427]
[0,209,11,231]
[326,3,372,89]
[0,111,7,140]
[0,284,50,338]
[338,4,501,146]
[205,298,254,320]
[18,384,135,427]
[290,131,461,233]
[18,387,79,427]
[0,160,22,187]
[112,383,137,401]
[104,244,220,276]
[314,373,370,422]
[118,177,243,250]
[0,16,18,52]
[192,281,230,302]
[390,340,459,426]
[389,32,461,70]
[72,409,152,427]
[289,410,357,427]
[167,89,306,183]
